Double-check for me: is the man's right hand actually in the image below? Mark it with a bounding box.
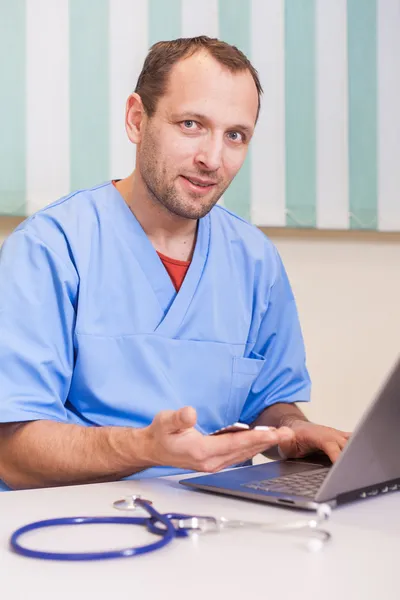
[0,408,295,490]
[139,406,295,473]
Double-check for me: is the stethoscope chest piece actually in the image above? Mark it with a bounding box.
[113,495,153,511]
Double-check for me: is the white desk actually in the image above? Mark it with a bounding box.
[0,475,398,600]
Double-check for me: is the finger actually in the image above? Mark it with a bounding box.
[217,434,289,471]
[275,426,297,458]
[177,406,197,429]
[208,443,272,473]
[341,431,352,439]
[157,406,197,434]
[207,428,281,461]
[207,429,292,471]
[255,426,295,457]
[321,441,342,463]
[337,435,350,451]
[275,426,296,444]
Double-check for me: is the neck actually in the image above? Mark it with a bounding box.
[115,171,198,261]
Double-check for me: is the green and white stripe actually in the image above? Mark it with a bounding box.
[182,0,219,38]
[316,0,349,229]
[1,0,399,231]
[26,0,69,214]
[348,0,378,230]
[377,0,400,230]
[69,0,109,192]
[0,0,26,215]
[284,0,316,228]
[110,0,148,178]
[251,0,286,227]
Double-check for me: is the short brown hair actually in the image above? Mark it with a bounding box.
[134,36,263,121]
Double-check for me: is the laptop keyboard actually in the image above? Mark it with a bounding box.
[241,467,330,498]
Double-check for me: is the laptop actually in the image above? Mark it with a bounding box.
[180,358,400,509]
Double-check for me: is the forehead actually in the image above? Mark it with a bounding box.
[158,51,258,126]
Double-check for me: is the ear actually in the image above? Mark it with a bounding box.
[125,93,146,144]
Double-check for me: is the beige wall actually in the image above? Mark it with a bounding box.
[1,218,399,433]
[0,218,22,242]
[267,229,400,432]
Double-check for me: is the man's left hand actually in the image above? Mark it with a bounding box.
[278,420,351,463]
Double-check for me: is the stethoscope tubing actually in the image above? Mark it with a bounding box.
[10,509,185,561]
[9,495,331,561]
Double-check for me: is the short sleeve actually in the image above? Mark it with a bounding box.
[0,229,78,423]
[239,249,311,424]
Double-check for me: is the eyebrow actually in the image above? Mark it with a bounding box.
[170,112,254,137]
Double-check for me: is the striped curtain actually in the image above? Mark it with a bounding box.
[1,0,399,230]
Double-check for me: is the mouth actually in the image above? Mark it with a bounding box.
[179,175,217,194]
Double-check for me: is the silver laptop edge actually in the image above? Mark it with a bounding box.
[315,356,400,503]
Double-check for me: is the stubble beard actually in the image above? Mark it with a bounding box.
[138,129,225,220]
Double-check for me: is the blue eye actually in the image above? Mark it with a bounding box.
[227,131,243,142]
[183,120,195,128]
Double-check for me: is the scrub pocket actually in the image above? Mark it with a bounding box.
[71,333,253,433]
[225,356,265,424]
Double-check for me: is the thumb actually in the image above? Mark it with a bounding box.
[277,427,297,459]
[158,406,197,434]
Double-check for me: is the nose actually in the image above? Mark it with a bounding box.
[194,134,223,172]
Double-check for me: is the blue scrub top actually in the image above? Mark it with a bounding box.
[0,182,310,488]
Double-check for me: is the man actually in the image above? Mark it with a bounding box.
[0,37,349,490]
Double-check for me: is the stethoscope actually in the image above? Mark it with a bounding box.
[9,495,332,561]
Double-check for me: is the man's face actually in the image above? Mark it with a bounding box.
[136,52,259,220]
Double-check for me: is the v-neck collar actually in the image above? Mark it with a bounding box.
[106,182,211,336]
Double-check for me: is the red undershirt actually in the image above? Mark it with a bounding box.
[112,181,191,291]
